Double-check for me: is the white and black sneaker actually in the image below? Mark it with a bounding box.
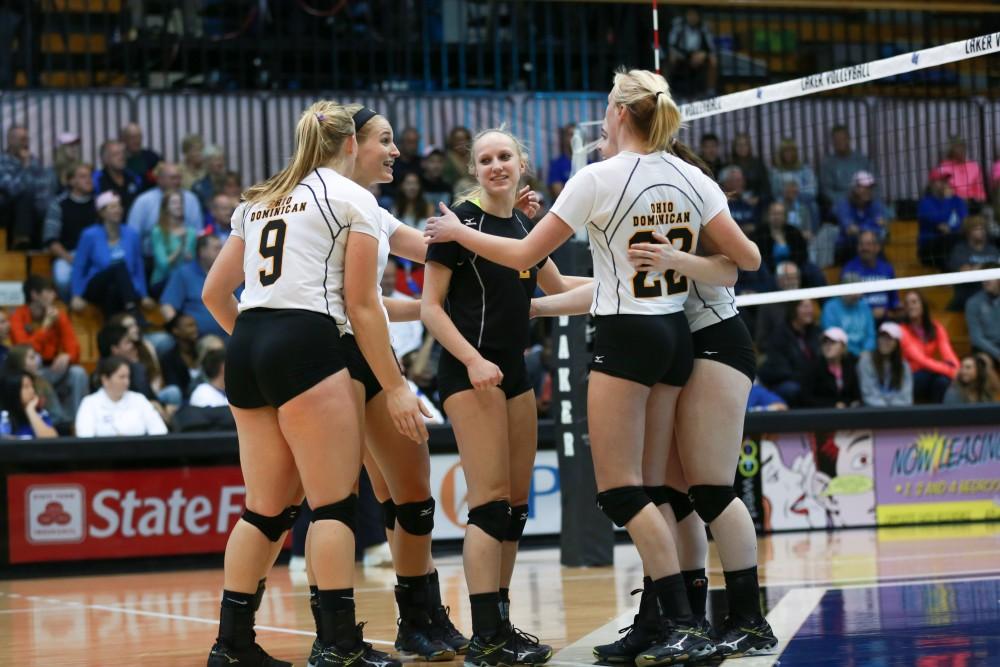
[713,615,777,658]
[634,623,715,666]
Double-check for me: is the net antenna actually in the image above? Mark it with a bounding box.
[571,120,604,177]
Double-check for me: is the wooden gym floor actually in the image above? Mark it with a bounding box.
[3,522,1000,666]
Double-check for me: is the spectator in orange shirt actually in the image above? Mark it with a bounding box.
[899,290,960,404]
[935,136,986,203]
[9,275,89,419]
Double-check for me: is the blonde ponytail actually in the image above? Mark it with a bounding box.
[243,100,355,205]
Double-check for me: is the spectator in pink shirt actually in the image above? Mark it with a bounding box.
[936,136,986,203]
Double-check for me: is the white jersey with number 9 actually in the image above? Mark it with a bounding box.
[230,167,382,324]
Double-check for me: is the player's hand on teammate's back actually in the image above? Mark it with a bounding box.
[515,185,541,219]
[386,384,432,444]
[467,356,504,390]
[424,202,465,244]
[628,231,678,273]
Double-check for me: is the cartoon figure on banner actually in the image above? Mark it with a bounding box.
[814,430,876,527]
[761,430,876,530]
[761,437,827,531]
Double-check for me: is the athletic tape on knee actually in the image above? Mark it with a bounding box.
[596,486,651,528]
[242,505,298,542]
[466,500,511,542]
[310,494,359,534]
[381,499,396,531]
[505,504,529,542]
[688,485,737,524]
[645,485,695,523]
[395,498,435,536]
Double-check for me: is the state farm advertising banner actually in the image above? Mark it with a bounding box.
[7,466,246,564]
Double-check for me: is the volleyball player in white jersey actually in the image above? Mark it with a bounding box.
[202,101,427,667]
[424,69,760,665]
[298,105,468,666]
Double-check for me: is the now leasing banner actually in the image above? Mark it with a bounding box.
[7,467,247,564]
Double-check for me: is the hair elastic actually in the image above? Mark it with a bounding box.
[315,113,325,122]
[352,107,379,132]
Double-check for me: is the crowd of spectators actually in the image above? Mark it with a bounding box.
[1,116,999,439]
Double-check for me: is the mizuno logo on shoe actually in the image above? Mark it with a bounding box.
[210,649,240,664]
[720,634,746,650]
[665,635,688,651]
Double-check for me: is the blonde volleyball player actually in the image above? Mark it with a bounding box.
[530,116,775,660]
[421,127,589,667]
[202,101,427,667]
[424,70,760,665]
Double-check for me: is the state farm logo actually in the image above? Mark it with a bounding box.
[26,485,85,544]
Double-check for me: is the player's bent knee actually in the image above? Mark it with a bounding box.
[382,499,396,531]
[597,486,652,528]
[645,485,695,522]
[688,485,737,524]
[310,495,359,534]
[505,504,529,542]
[242,504,301,542]
[395,498,435,536]
[466,500,511,541]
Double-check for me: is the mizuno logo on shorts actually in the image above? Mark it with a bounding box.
[594,355,605,363]
[703,351,719,356]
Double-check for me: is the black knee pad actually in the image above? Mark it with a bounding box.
[242,504,300,542]
[395,498,435,536]
[506,504,529,542]
[466,500,511,541]
[382,499,396,531]
[310,494,359,534]
[645,485,695,522]
[688,485,737,524]
[596,486,651,528]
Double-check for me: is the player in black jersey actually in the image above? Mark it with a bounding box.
[421,127,589,667]
[202,101,426,667]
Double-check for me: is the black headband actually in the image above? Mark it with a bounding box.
[352,107,379,132]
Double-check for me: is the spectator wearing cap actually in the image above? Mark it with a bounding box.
[205,193,236,241]
[178,134,205,190]
[70,191,152,318]
[191,145,227,211]
[820,125,874,214]
[389,127,422,196]
[833,170,888,264]
[918,168,968,268]
[44,162,96,301]
[120,123,161,190]
[857,322,913,407]
[126,161,204,255]
[821,288,875,357]
[770,137,818,212]
[93,139,143,215]
[935,135,986,203]
[719,165,760,234]
[800,327,861,408]
[421,147,453,207]
[160,234,231,338]
[840,230,899,321]
[947,216,999,310]
[900,290,958,403]
[0,124,58,249]
[965,267,1000,365]
[52,132,82,192]
[699,133,723,176]
[9,275,89,420]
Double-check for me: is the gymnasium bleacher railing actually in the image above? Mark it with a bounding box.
[4,1,997,94]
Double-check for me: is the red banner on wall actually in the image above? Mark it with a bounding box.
[6,466,248,564]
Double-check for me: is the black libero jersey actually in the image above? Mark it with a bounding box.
[426,200,548,352]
